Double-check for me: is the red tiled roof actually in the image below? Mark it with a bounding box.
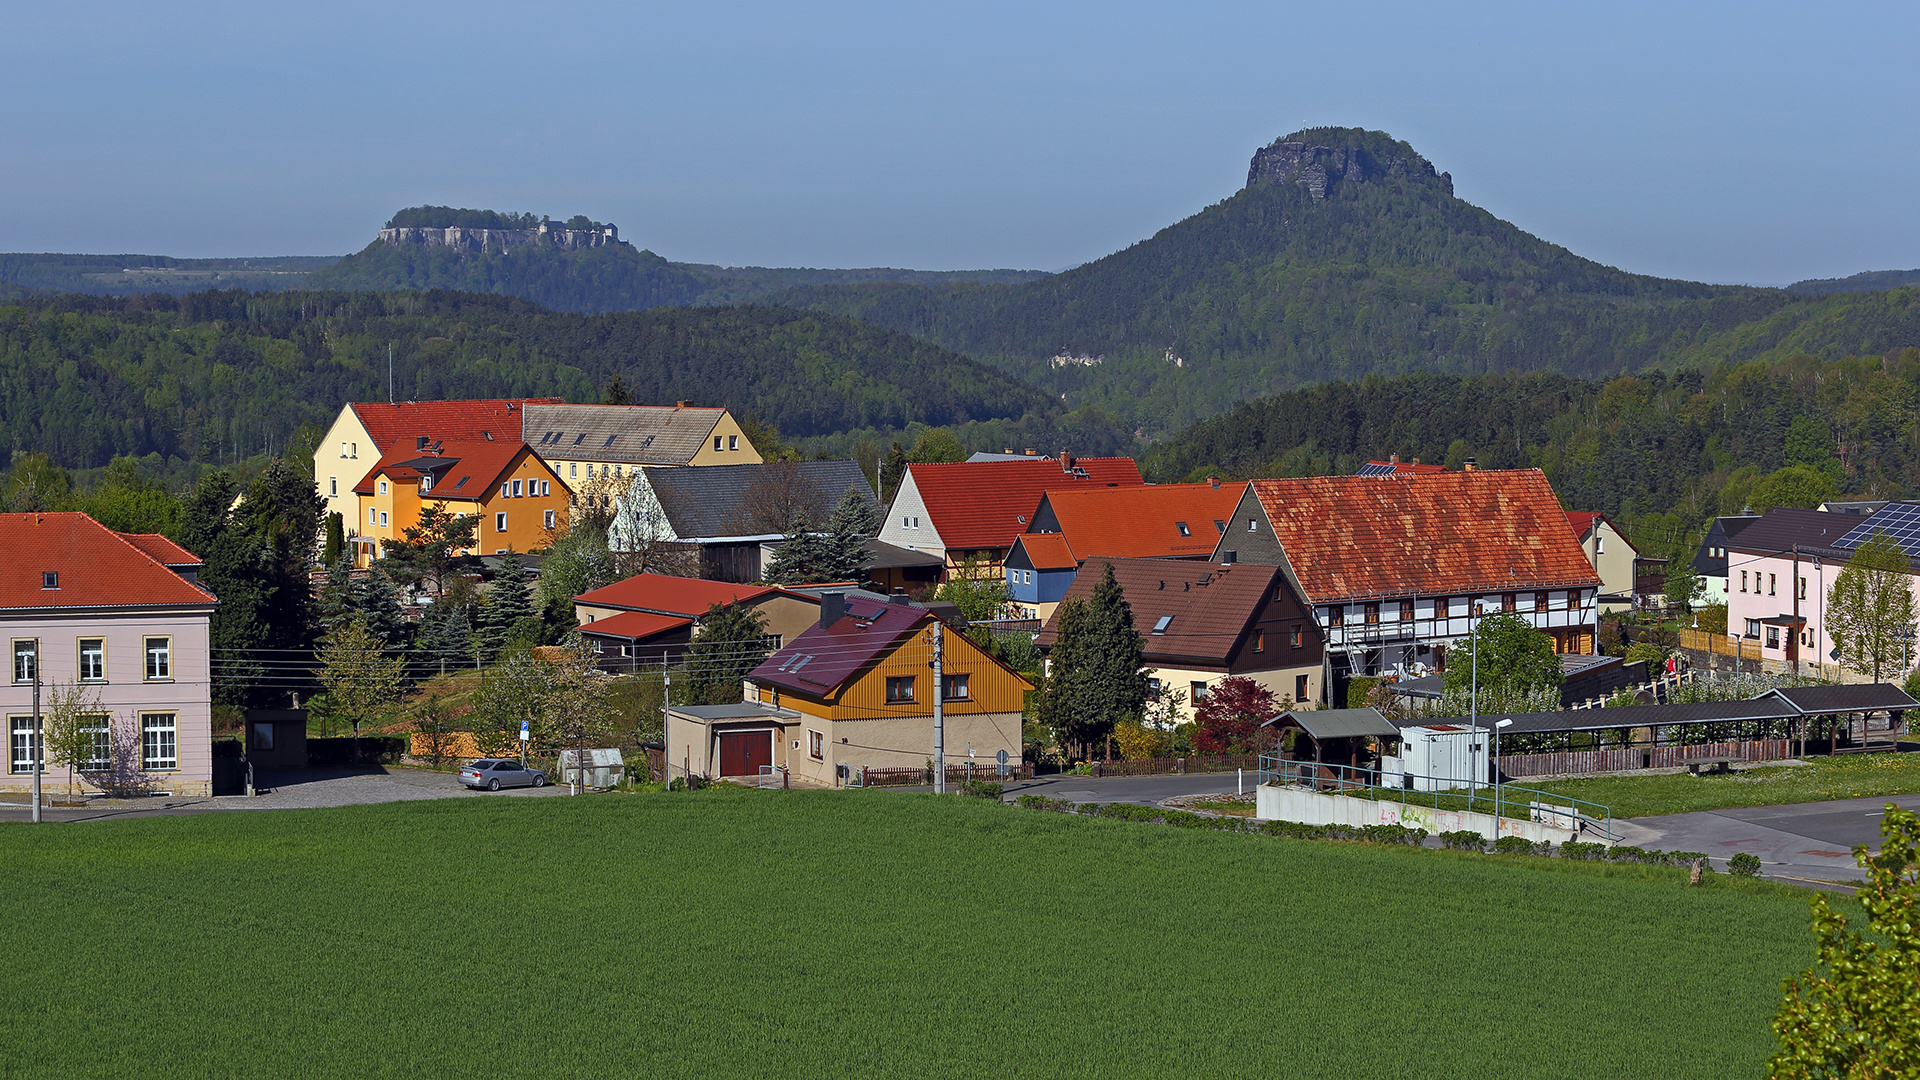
[1011,533,1078,570]
[576,610,693,641]
[1036,482,1247,559]
[751,597,928,696]
[118,532,201,567]
[350,399,562,455]
[574,574,776,617]
[0,513,215,610]
[907,457,1145,550]
[1365,460,1447,475]
[1566,511,1599,538]
[352,439,540,499]
[1248,470,1601,603]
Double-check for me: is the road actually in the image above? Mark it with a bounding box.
[0,766,569,823]
[1001,770,1256,805]
[1619,793,1920,883]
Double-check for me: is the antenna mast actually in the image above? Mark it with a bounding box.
[387,342,395,404]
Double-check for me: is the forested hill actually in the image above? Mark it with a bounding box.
[1143,347,1920,558]
[0,290,1089,471]
[767,127,1919,437]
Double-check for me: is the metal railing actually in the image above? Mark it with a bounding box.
[1256,755,1617,840]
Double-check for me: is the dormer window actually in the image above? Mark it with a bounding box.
[1213,520,1226,535]
[41,571,58,590]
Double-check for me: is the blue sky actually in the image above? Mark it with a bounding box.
[4,1,1915,284]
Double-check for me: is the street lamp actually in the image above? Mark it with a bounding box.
[1494,718,1514,828]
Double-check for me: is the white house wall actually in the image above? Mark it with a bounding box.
[876,472,941,560]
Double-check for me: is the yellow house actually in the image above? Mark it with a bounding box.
[665,594,1030,786]
[524,402,759,496]
[351,439,571,563]
[314,399,560,537]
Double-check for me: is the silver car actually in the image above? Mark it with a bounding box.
[458,758,548,791]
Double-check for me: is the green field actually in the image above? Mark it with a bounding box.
[1528,751,1920,820]
[0,790,1816,1079]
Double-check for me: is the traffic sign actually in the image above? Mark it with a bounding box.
[996,749,1009,765]
[519,720,530,742]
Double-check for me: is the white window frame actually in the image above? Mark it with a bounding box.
[329,477,338,497]
[379,511,389,527]
[378,479,388,495]
[141,713,177,771]
[495,512,508,532]
[369,507,378,527]
[145,636,171,681]
[729,435,738,451]
[540,480,550,496]
[78,638,105,682]
[12,639,36,684]
[512,479,523,498]
[10,715,41,775]
[81,714,110,772]
[569,463,578,478]
[715,436,724,451]
[544,509,556,529]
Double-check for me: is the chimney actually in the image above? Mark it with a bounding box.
[820,591,846,628]
[1389,454,1399,465]
[1463,457,1479,472]
[1058,450,1075,473]
[675,400,691,409]
[891,588,910,605]
[1003,448,1015,455]
[1023,448,1037,456]
[1412,458,1421,466]
[1207,476,1220,488]
[417,435,429,450]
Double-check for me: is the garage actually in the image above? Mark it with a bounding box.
[717,730,773,778]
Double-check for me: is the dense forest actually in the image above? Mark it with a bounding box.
[1787,268,1920,295]
[0,254,338,296]
[0,289,1110,474]
[767,129,1920,437]
[1144,349,1920,559]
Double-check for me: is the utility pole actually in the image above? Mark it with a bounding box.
[1467,602,1480,813]
[662,667,672,784]
[30,668,41,824]
[387,342,395,405]
[932,620,945,795]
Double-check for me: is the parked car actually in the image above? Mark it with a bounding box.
[458,758,548,791]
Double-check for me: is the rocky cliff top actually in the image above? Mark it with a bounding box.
[1246,127,1452,199]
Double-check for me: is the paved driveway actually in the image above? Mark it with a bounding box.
[0,766,570,823]
[1620,792,1920,883]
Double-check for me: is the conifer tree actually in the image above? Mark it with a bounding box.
[1082,562,1149,740]
[317,556,357,633]
[683,602,771,705]
[415,599,475,676]
[478,553,536,658]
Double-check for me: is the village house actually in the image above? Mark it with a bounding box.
[661,594,1027,786]
[877,453,1145,579]
[1689,515,1762,607]
[314,398,561,534]
[572,574,814,669]
[521,401,759,493]
[606,461,876,582]
[1034,556,1326,708]
[0,514,217,796]
[1722,506,1887,680]
[1210,469,1602,704]
[350,439,571,564]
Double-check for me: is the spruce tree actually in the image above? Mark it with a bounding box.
[415,598,475,676]
[478,554,536,658]
[824,487,880,581]
[354,565,414,652]
[1082,562,1149,745]
[683,602,771,705]
[323,512,345,565]
[764,510,836,585]
[317,556,357,634]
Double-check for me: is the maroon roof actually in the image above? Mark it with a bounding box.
[751,597,929,695]
[1033,558,1286,666]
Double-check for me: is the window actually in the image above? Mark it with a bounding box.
[1595,534,1605,555]
[1175,521,1190,537]
[341,441,348,458]
[251,721,276,752]
[1766,626,1780,650]
[1740,570,1748,592]
[1769,573,1777,596]
[379,511,389,528]
[495,512,507,532]
[501,482,511,498]
[1290,625,1303,648]
[350,442,357,458]
[1364,603,1380,625]
[1147,677,1162,698]
[943,673,970,700]
[1798,576,1807,601]
[885,676,916,703]
[1023,570,1032,585]
[378,479,388,495]
[1534,591,1549,612]
[1328,606,1344,626]
[569,463,578,478]
[1007,569,1016,587]
[715,436,724,452]
[540,480,550,496]
[586,464,595,479]
[1434,596,1449,619]
[1400,600,1414,622]
[141,713,177,770]
[1248,519,1258,532]
[420,476,433,494]
[1295,673,1310,701]
[509,479,521,498]
[1252,631,1265,653]
[40,570,59,590]
[10,716,41,774]
[329,478,338,497]
[543,509,556,529]
[78,639,104,682]
[1151,615,1173,635]
[81,715,109,771]
[1191,680,1208,702]
[13,640,35,684]
[145,637,171,680]
[1566,590,1580,609]
[729,435,739,451]
[808,730,823,760]
[1744,619,1761,639]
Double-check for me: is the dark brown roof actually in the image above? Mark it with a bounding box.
[1033,558,1283,666]
[1765,684,1920,714]
[1722,508,1860,559]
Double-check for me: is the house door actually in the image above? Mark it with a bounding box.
[718,731,772,777]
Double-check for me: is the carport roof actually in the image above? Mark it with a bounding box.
[1763,684,1919,715]
[1264,708,1400,740]
[668,703,801,721]
[1409,698,1801,736]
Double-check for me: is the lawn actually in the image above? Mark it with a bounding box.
[1527,749,1920,819]
[0,788,1818,1079]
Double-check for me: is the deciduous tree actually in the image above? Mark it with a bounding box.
[315,616,405,739]
[1192,676,1278,755]
[1442,613,1564,702]
[1827,531,1917,684]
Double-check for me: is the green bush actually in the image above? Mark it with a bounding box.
[1345,677,1379,710]
[1439,830,1486,852]
[1728,852,1762,877]
[1494,836,1551,857]
[958,780,1003,800]
[1560,841,1607,861]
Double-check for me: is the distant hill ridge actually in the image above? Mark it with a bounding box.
[1788,268,1920,295]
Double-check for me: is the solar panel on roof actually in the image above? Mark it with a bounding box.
[1836,502,1920,557]
[1355,462,1397,477]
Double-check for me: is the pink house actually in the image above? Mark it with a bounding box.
[0,514,216,796]
[1723,509,1858,678]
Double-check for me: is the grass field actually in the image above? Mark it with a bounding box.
[0,789,1818,1079]
[1527,750,1920,819]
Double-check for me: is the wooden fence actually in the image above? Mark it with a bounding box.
[1500,739,1794,779]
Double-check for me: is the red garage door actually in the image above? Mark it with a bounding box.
[718,731,772,777]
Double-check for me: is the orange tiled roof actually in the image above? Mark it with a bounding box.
[574,574,775,617]
[352,440,542,499]
[1011,533,1078,570]
[1036,482,1247,559]
[350,399,561,455]
[907,456,1144,550]
[118,532,201,567]
[0,513,215,610]
[1248,469,1601,603]
[576,610,694,641]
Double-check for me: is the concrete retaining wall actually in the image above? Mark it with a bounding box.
[1255,782,1588,845]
